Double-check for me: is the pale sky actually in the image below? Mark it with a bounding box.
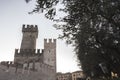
[0,0,80,73]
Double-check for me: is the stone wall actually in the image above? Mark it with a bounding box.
[0,61,56,80]
[14,49,44,64]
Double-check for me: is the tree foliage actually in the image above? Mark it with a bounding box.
[27,0,120,78]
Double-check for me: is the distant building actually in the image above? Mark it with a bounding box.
[72,71,85,80]
[57,72,72,80]
[0,24,57,80]
[57,71,85,80]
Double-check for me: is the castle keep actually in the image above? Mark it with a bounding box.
[0,24,56,80]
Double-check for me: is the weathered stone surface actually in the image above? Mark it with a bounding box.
[0,62,55,80]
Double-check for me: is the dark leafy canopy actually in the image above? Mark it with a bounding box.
[27,0,120,78]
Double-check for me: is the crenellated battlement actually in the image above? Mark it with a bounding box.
[0,61,53,69]
[15,49,44,56]
[22,24,38,32]
[0,61,55,72]
[0,61,15,67]
[44,39,56,44]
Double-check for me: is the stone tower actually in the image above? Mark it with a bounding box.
[20,24,38,49]
[43,39,56,72]
[14,24,41,64]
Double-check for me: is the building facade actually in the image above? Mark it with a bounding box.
[57,71,85,80]
[0,24,56,80]
[72,71,85,80]
[57,72,72,80]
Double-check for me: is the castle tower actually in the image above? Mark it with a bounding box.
[43,39,56,71]
[20,24,38,49]
[14,24,39,64]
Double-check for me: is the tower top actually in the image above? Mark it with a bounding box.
[44,39,56,44]
[22,24,38,32]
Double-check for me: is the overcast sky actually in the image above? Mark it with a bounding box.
[0,0,80,73]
